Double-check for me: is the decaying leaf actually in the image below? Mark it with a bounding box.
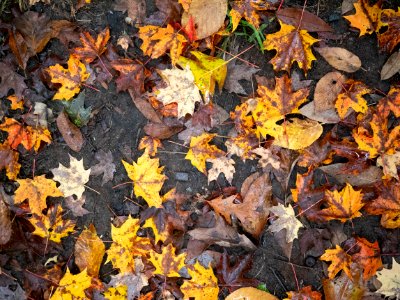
[350,237,382,280]
[50,268,92,300]
[378,8,400,53]
[62,92,91,127]
[224,61,259,94]
[0,195,12,245]
[381,51,400,80]
[138,136,162,157]
[90,150,116,185]
[113,0,146,23]
[0,62,27,99]
[251,147,281,171]
[51,154,91,199]
[315,47,361,73]
[268,204,303,243]
[313,71,347,113]
[65,195,90,217]
[285,286,322,300]
[73,28,110,63]
[110,58,146,93]
[277,7,333,32]
[56,111,84,152]
[148,243,186,277]
[377,151,400,179]
[207,156,235,184]
[376,260,400,298]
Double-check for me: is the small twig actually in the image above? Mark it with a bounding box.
[215,46,259,68]
[112,181,133,189]
[84,184,101,195]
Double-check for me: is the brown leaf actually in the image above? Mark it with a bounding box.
[381,51,400,80]
[73,27,110,63]
[111,58,146,93]
[56,111,84,152]
[128,90,162,123]
[0,142,21,180]
[314,72,347,113]
[277,7,334,32]
[224,61,259,94]
[144,122,183,139]
[0,193,11,245]
[90,150,116,185]
[0,62,27,99]
[65,195,90,217]
[114,0,146,23]
[316,47,361,73]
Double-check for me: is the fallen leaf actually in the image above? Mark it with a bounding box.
[268,204,303,243]
[0,62,27,99]
[138,136,162,157]
[181,0,227,39]
[343,0,382,36]
[207,156,235,184]
[378,8,400,53]
[224,61,259,94]
[377,151,400,179]
[322,268,366,300]
[251,147,281,171]
[76,0,91,10]
[376,260,400,298]
[14,175,63,215]
[320,245,353,279]
[122,152,167,208]
[90,150,116,185]
[110,58,146,93]
[56,111,84,152]
[335,79,371,118]
[74,224,105,277]
[47,55,90,100]
[128,90,162,124]
[50,268,92,300]
[277,7,334,32]
[148,243,186,277]
[0,141,21,180]
[350,237,382,280]
[65,195,90,217]
[313,71,347,113]
[0,196,11,245]
[51,154,91,199]
[226,287,278,300]
[341,0,356,14]
[144,121,183,139]
[264,20,319,73]
[6,95,24,110]
[316,47,361,73]
[114,0,146,23]
[381,51,400,80]
[62,92,91,127]
[285,286,322,300]
[73,27,110,63]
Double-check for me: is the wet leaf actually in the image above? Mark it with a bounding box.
[73,27,110,63]
[50,268,92,300]
[315,47,361,73]
[62,92,92,127]
[343,0,382,36]
[350,237,382,280]
[56,111,84,152]
[381,51,400,80]
[148,243,186,277]
[110,58,146,93]
[0,141,21,180]
[378,8,400,52]
[268,203,303,243]
[335,79,371,119]
[320,245,353,279]
[277,7,333,32]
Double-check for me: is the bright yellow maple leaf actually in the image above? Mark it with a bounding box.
[264,21,319,74]
[185,133,225,174]
[148,243,186,277]
[106,216,152,273]
[47,55,90,100]
[335,79,371,119]
[143,216,170,244]
[320,245,353,279]
[343,0,383,36]
[138,24,187,65]
[180,261,219,300]
[178,51,227,96]
[122,152,167,208]
[29,205,75,243]
[320,183,364,222]
[104,285,127,300]
[14,175,63,215]
[50,268,92,300]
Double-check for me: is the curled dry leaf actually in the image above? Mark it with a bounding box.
[56,111,84,152]
[381,51,400,80]
[313,71,347,113]
[316,47,361,73]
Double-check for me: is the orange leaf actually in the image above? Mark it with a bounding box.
[263,21,319,74]
[6,95,24,110]
[343,0,383,36]
[335,79,371,119]
[378,8,400,52]
[138,136,162,157]
[351,237,382,280]
[320,245,353,279]
[73,27,110,63]
[0,141,21,180]
[285,286,322,300]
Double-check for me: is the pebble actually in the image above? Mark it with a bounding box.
[175,172,189,181]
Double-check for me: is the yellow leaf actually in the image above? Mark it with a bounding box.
[106,216,151,273]
[343,0,383,36]
[229,0,275,32]
[122,153,167,208]
[50,268,92,300]
[138,24,187,65]
[335,79,371,119]
[47,55,90,100]
[6,95,24,110]
[148,244,186,277]
[180,261,219,300]
[226,287,279,300]
[143,216,170,244]
[320,245,353,279]
[178,51,227,96]
[104,285,128,300]
[14,175,63,215]
[74,224,105,277]
[138,136,162,157]
[0,141,21,180]
[185,133,225,174]
[264,21,319,74]
[29,205,75,243]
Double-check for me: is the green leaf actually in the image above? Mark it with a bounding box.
[62,92,91,127]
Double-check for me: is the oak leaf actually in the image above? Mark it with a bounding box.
[207,156,236,184]
[180,261,219,300]
[320,245,353,279]
[73,28,110,63]
[29,205,76,243]
[343,0,382,36]
[148,243,186,277]
[106,216,152,273]
[268,204,303,243]
[138,24,187,65]
[0,142,21,180]
[74,224,105,277]
[110,58,146,93]
[138,136,162,157]
[335,79,371,119]
[51,154,91,199]
[376,260,400,298]
[319,183,364,222]
[378,8,400,52]
[185,133,225,174]
[50,268,92,300]
[47,55,90,100]
[14,175,63,215]
[263,21,319,73]
[122,152,167,208]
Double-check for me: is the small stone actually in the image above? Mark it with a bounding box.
[175,172,189,181]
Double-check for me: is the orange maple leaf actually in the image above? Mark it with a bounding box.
[73,27,110,63]
[377,86,400,118]
[335,79,371,119]
[0,141,21,180]
[138,136,162,157]
[378,8,400,52]
[263,21,319,73]
[343,0,383,36]
[0,117,52,151]
[285,286,322,300]
[351,237,382,280]
[320,245,353,279]
[138,24,187,65]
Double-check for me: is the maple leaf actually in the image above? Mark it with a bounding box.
[378,8,400,52]
[51,154,91,199]
[178,51,227,96]
[47,55,90,101]
[268,204,303,243]
[50,268,92,300]
[320,245,353,279]
[148,243,186,277]
[225,61,259,94]
[122,152,167,208]
[114,0,146,23]
[263,21,319,73]
[226,133,258,160]
[319,183,364,222]
[73,27,110,63]
[185,133,225,174]
[0,117,52,151]
[376,260,400,298]
[29,205,76,243]
[377,86,400,118]
[90,150,116,186]
[110,58,146,93]
[104,285,127,300]
[207,156,236,184]
[350,237,382,280]
[343,0,382,36]
[285,286,322,300]
[0,142,21,180]
[143,216,170,244]
[0,62,27,99]
[251,147,281,171]
[65,195,90,217]
[335,79,371,119]
[364,181,400,229]
[155,66,202,118]
[106,216,152,273]
[180,261,219,300]
[139,136,162,157]
[74,224,105,277]
[14,175,63,215]
[6,95,24,110]
[138,24,187,65]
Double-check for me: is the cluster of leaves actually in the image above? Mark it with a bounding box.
[0,0,400,299]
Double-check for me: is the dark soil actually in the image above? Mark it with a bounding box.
[1,0,400,299]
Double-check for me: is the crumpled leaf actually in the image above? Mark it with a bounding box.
[90,150,116,185]
[47,55,90,100]
[335,79,371,119]
[73,27,110,63]
[207,156,235,184]
[376,260,400,298]
[263,20,319,73]
[14,175,63,215]
[122,152,167,208]
[224,61,259,94]
[0,141,21,180]
[343,0,382,36]
[50,268,92,300]
[315,47,361,73]
[51,154,91,199]
[148,244,186,277]
[320,245,353,279]
[185,133,225,174]
[180,261,219,300]
[268,204,303,243]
